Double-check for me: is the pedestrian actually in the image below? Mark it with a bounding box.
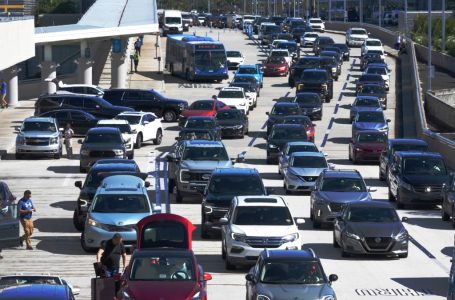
[0,78,7,108]
[96,233,127,278]
[134,38,142,56]
[18,190,35,250]
[133,51,139,72]
[64,123,74,158]
[395,34,402,51]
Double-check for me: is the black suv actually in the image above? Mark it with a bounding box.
[293,92,323,120]
[216,109,249,138]
[313,36,335,55]
[356,74,385,94]
[295,69,333,102]
[267,124,309,164]
[200,168,268,238]
[288,56,321,88]
[388,151,448,208]
[35,93,133,118]
[266,102,302,135]
[72,160,140,231]
[102,89,188,122]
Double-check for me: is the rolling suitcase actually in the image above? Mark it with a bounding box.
[91,277,115,300]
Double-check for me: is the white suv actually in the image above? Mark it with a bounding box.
[361,38,385,57]
[217,87,249,114]
[346,27,369,47]
[220,196,305,270]
[96,119,135,159]
[115,111,163,148]
[308,18,325,32]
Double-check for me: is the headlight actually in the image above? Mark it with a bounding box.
[231,232,246,242]
[50,137,58,144]
[113,149,124,155]
[180,169,191,183]
[394,228,408,241]
[80,149,89,156]
[355,147,362,151]
[322,295,336,300]
[257,295,271,300]
[122,291,134,300]
[313,107,322,111]
[268,144,278,149]
[87,218,100,228]
[345,231,360,240]
[282,233,299,242]
[233,125,243,129]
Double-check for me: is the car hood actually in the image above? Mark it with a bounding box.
[20,131,59,138]
[316,191,371,203]
[259,283,333,300]
[364,46,383,52]
[180,160,233,170]
[304,37,317,41]
[181,110,215,117]
[347,221,403,237]
[354,122,387,130]
[288,167,327,177]
[218,97,245,103]
[268,139,301,148]
[217,119,243,127]
[231,225,297,237]
[81,143,123,150]
[125,281,197,300]
[402,175,447,186]
[228,57,244,63]
[355,142,386,151]
[89,212,151,225]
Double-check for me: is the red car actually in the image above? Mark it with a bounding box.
[179,100,230,126]
[283,115,316,143]
[117,214,213,300]
[263,56,289,76]
[349,130,387,164]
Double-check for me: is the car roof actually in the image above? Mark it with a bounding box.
[41,109,92,115]
[273,123,305,129]
[97,119,129,125]
[366,38,381,42]
[263,249,317,260]
[321,169,362,178]
[394,151,443,158]
[347,200,393,208]
[100,174,145,191]
[355,95,380,101]
[235,195,286,207]
[273,102,299,107]
[117,111,153,116]
[355,129,387,135]
[238,64,257,68]
[388,138,427,146]
[212,167,259,175]
[87,127,120,134]
[24,117,54,123]
[359,83,385,89]
[90,162,138,172]
[296,92,320,96]
[183,140,224,147]
[290,151,325,158]
[187,115,215,120]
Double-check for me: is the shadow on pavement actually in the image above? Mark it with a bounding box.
[50,201,75,211]
[34,218,77,233]
[47,165,81,174]
[327,137,351,144]
[35,236,89,256]
[391,277,447,297]
[405,217,454,231]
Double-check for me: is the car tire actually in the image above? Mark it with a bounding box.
[168,179,175,193]
[15,153,23,160]
[396,192,404,209]
[388,188,395,202]
[442,201,450,221]
[154,129,163,145]
[176,189,183,203]
[348,149,352,161]
[284,183,291,195]
[221,241,226,259]
[398,252,408,258]
[135,133,143,149]
[312,219,321,229]
[80,232,96,253]
[225,254,236,270]
[379,169,385,181]
[333,231,340,248]
[163,110,177,122]
[341,249,350,258]
[79,166,86,173]
[310,207,314,221]
[451,205,455,228]
[201,225,210,239]
[325,95,330,103]
[73,209,84,232]
[54,151,61,159]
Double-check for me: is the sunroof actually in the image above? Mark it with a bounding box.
[244,198,277,203]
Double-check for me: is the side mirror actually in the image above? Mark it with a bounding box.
[295,218,305,225]
[131,129,137,134]
[322,152,328,157]
[245,274,256,282]
[219,217,229,225]
[401,216,408,222]
[175,137,180,141]
[386,119,391,123]
[329,274,338,282]
[145,181,150,188]
[236,153,246,163]
[78,139,83,144]
[368,187,377,192]
[266,112,269,115]
[74,181,82,189]
[203,273,213,281]
[349,138,354,144]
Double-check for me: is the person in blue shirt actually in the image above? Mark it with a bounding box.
[0,78,7,108]
[18,190,35,250]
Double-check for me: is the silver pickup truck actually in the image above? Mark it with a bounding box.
[15,117,63,159]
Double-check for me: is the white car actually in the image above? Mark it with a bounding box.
[115,111,163,148]
[217,87,249,114]
[96,119,135,159]
[361,38,385,57]
[300,32,319,47]
[270,49,292,66]
[308,18,325,32]
[364,65,390,90]
[345,27,369,46]
[220,195,305,269]
[226,50,245,69]
[57,81,104,97]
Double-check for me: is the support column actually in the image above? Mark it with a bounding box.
[4,66,20,107]
[40,44,58,94]
[110,38,128,89]
[79,40,93,85]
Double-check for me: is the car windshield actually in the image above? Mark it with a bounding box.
[130,255,195,281]
[360,85,385,94]
[92,194,149,213]
[295,94,320,106]
[233,76,256,83]
[165,17,181,24]
[321,178,367,192]
[227,51,242,57]
[115,115,142,125]
[367,67,387,75]
[271,127,307,140]
[355,97,380,107]
[292,28,306,34]
[216,110,242,120]
[85,132,122,143]
[367,40,382,46]
[0,276,60,287]
[271,51,288,57]
[351,29,367,35]
[190,101,213,110]
[283,117,311,126]
[277,44,297,52]
[358,133,386,143]
[233,206,293,225]
[238,67,257,74]
[183,146,229,161]
[320,57,337,66]
[319,38,334,45]
[365,54,382,60]
[291,156,327,168]
[367,50,383,55]
[391,144,428,156]
[287,144,318,154]
[305,33,318,38]
[260,260,325,284]
[347,206,398,222]
[183,119,215,129]
[208,175,263,195]
[403,157,447,176]
[357,112,384,122]
[98,124,132,134]
[179,131,214,140]
[271,105,299,116]
[22,122,56,132]
[302,71,327,81]
[218,90,244,98]
[267,56,286,64]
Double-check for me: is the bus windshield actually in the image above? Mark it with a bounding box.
[195,51,226,69]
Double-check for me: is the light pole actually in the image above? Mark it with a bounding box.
[405,0,408,36]
[442,0,446,52]
[343,0,346,22]
[378,0,382,27]
[328,0,331,21]
[359,0,363,23]
[293,0,296,17]
[427,0,432,92]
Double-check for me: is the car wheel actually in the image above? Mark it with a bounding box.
[73,209,84,232]
[352,153,358,164]
[348,148,352,161]
[135,133,143,149]
[176,189,183,203]
[379,169,385,181]
[163,110,177,122]
[310,206,314,220]
[266,155,273,165]
[15,153,23,160]
[128,152,134,159]
[312,218,321,229]
[221,240,226,259]
[398,252,408,258]
[335,76,339,81]
[451,205,455,228]
[154,129,163,145]
[333,231,340,248]
[341,249,350,258]
[80,232,96,253]
[201,225,210,239]
[79,166,86,173]
[168,179,175,193]
[225,254,236,270]
[284,183,291,195]
[325,95,330,103]
[442,201,450,221]
[396,191,405,209]
[388,188,395,201]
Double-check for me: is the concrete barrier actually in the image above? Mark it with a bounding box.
[414,41,455,76]
[425,89,455,131]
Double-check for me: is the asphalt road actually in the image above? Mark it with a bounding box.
[0,28,452,299]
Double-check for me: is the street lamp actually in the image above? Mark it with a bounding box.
[427,0,432,92]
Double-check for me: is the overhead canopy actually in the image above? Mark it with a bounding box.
[34,0,159,44]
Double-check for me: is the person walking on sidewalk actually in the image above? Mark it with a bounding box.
[18,190,35,250]
[64,123,74,158]
[134,38,142,56]
[96,233,127,278]
[0,78,7,108]
[133,51,139,72]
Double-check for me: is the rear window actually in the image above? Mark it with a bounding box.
[141,220,188,248]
